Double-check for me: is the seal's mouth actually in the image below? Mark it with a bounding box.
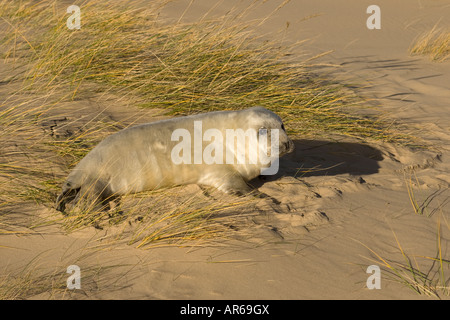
[285,139,295,154]
[279,139,295,156]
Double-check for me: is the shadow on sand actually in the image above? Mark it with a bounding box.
[252,139,384,185]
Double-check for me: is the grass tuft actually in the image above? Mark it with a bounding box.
[409,25,450,62]
[1,0,413,143]
[0,0,418,248]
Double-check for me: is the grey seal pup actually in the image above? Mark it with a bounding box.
[56,106,294,212]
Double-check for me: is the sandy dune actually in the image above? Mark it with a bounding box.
[1,0,450,300]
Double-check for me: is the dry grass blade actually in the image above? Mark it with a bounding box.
[125,191,257,249]
[0,0,417,250]
[1,0,414,144]
[409,25,450,62]
[355,216,450,299]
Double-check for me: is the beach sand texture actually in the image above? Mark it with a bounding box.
[1,0,449,299]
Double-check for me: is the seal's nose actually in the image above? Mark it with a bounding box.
[287,139,295,153]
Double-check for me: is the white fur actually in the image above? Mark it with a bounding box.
[56,107,294,211]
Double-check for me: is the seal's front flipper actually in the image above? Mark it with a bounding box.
[219,175,253,196]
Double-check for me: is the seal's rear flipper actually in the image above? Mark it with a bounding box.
[55,183,80,213]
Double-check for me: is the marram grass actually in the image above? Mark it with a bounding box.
[1,0,414,143]
[410,25,450,62]
[0,0,418,247]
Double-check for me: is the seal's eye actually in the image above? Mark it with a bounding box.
[258,127,268,136]
[281,124,285,131]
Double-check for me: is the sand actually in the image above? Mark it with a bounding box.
[1,0,450,300]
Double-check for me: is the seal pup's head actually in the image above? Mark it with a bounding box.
[245,106,295,157]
